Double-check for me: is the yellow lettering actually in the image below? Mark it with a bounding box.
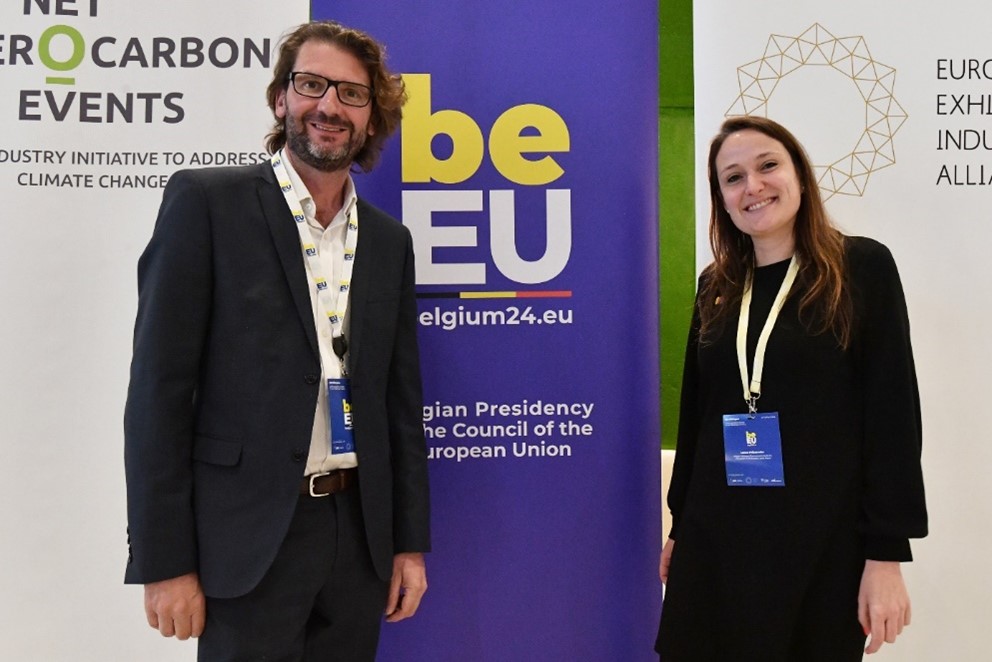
[489,104,569,185]
[401,73,484,184]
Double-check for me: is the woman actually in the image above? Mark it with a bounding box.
[656,116,927,661]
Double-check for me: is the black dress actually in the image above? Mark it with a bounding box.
[656,236,927,661]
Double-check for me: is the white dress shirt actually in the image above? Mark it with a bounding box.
[280,150,359,474]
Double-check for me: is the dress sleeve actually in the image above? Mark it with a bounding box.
[666,288,703,540]
[853,240,928,561]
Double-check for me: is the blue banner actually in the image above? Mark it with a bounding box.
[312,3,661,659]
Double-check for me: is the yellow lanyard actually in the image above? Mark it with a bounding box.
[735,255,799,415]
[270,151,358,375]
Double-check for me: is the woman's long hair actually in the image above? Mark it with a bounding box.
[697,116,852,348]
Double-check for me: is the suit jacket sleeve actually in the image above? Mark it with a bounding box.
[386,230,431,553]
[124,170,211,583]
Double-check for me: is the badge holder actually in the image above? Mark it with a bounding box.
[722,256,798,487]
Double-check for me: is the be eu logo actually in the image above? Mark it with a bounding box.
[400,74,572,287]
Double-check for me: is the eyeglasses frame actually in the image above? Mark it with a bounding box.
[287,71,374,108]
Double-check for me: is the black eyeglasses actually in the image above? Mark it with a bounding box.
[288,71,373,108]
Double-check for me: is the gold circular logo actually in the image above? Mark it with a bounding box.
[727,23,907,200]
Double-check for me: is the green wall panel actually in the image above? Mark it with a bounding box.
[659,0,694,450]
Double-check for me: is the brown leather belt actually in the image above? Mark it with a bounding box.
[300,468,356,497]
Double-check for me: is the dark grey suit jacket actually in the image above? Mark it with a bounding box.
[124,163,430,598]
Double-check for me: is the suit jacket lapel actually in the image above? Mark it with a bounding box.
[346,198,375,375]
[255,165,320,360]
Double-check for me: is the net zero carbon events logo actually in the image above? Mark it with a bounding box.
[5,0,271,124]
[727,23,907,200]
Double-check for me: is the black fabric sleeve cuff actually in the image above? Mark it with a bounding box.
[865,536,913,562]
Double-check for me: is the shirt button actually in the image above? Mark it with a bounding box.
[304,374,319,385]
[292,449,305,462]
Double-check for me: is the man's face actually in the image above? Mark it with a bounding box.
[275,40,375,172]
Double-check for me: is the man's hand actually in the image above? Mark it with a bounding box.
[144,572,206,640]
[858,560,911,654]
[659,538,674,584]
[385,552,427,623]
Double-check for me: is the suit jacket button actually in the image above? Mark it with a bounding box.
[292,449,305,462]
[304,374,319,385]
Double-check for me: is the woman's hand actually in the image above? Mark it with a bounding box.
[659,538,675,584]
[858,560,911,654]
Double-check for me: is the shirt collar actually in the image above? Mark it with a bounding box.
[278,148,358,229]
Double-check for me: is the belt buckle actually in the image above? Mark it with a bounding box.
[308,471,332,497]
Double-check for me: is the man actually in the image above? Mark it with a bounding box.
[124,20,430,660]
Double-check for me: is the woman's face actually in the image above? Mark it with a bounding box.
[714,129,803,255]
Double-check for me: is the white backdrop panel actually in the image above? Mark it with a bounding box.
[695,3,991,660]
[0,2,307,659]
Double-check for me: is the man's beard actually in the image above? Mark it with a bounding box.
[285,111,367,172]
